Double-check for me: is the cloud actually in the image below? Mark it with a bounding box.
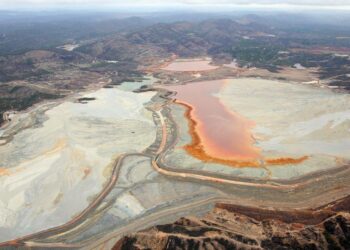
[177,0,349,5]
[0,0,350,8]
[181,0,350,5]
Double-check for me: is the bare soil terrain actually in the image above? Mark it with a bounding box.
[115,196,350,250]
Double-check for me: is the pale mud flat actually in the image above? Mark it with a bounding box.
[0,87,156,241]
[219,78,350,179]
[223,59,238,69]
[58,155,221,247]
[162,59,218,72]
[116,76,156,92]
[57,44,80,51]
[164,78,350,180]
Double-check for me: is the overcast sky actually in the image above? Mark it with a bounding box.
[1,0,350,10]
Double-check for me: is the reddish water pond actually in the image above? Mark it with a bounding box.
[165,80,262,166]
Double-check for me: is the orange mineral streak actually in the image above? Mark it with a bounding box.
[0,168,10,176]
[266,156,309,165]
[180,102,261,167]
[165,80,309,168]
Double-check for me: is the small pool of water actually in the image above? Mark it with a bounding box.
[164,80,261,166]
[117,76,156,92]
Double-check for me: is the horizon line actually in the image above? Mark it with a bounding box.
[1,3,350,12]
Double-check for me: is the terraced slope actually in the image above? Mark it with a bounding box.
[115,196,350,250]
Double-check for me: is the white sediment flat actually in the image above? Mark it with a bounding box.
[0,87,156,241]
[162,59,218,72]
[219,78,350,178]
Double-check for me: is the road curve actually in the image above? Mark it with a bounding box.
[0,153,147,248]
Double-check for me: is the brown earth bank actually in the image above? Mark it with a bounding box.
[114,196,350,250]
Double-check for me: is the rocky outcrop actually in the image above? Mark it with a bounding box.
[114,196,350,250]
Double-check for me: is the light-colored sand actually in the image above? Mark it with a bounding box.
[116,76,156,92]
[240,67,318,83]
[49,154,221,245]
[219,78,350,177]
[223,60,238,69]
[58,44,80,51]
[0,87,156,241]
[162,59,218,72]
[219,78,350,158]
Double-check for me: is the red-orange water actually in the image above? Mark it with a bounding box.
[165,80,308,167]
[165,80,261,165]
